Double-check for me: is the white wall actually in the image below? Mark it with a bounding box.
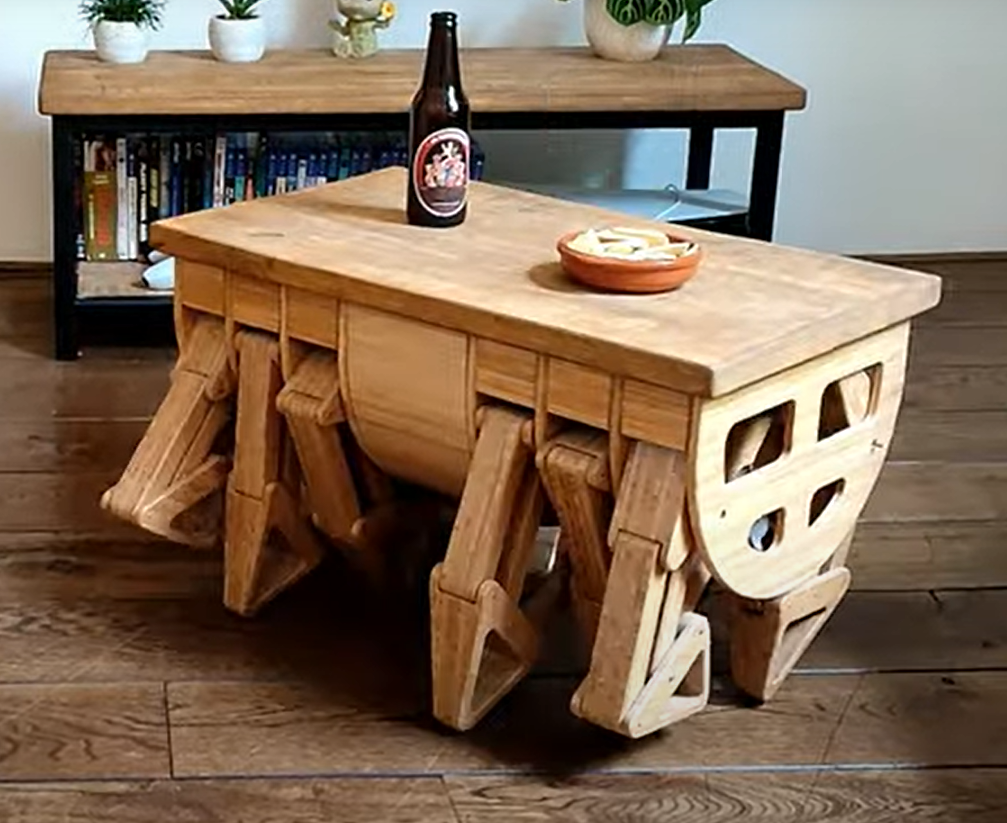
[1,0,1005,261]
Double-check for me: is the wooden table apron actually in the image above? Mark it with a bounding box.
[101,172,941,739]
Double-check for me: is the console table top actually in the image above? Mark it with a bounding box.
[40,45,807,117]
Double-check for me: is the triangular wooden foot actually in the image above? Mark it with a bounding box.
[730,566,852,702]
[224,480,324,617]
[430,567,538,731]
[606,612,711,739]
[136,455,231,547]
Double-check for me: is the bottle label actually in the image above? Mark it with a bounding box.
[412,127,470,219]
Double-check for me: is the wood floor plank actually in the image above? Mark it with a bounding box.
[923,260,1007,292]
[0,472,143,533]
[826,671,1007,767]
[919,289,1007,327]
[0,683,168,780]
[862,462,1007,523]
[166,675,859,777]
[0,777,457,823]
[904,364,1007,412]
[0,357,170,420]
[798,589,1007,672]
[848,521,1007,590]
[891,410,1007,462]
[0,420,149,473]
[446,768,1007,822]
[0,534,218,600]
[910,326,1007,367]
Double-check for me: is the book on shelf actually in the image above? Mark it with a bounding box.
[74,130,489,266]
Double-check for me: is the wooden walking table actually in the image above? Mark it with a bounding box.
[103,167,941,738]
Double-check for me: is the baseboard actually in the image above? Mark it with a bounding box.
[0,261,51,277]
[861,251,1007,266]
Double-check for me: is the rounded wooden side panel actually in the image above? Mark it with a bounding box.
[687,323,910,601]
[339,303,477,498]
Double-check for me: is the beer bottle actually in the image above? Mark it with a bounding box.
[407,11,471,228]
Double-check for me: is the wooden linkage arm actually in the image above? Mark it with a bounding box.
[562,440,712,739]
[222,330,324,617]
[101,314,234,548]
[429,405,554,732]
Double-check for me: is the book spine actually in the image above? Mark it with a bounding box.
[127,138,138,260]
[202,137,214,210]
[170,137,182,217]
[115,136,128,259]
[235,147,247,202]
[137,137,150,258]
[224,145,236,204]
[213,134,227,208]
[147,135,160,228]
[296,155,308,191]
[159,136,171,219]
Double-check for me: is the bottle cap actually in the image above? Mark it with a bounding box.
[431,11,458,26]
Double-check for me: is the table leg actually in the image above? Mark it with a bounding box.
[539,429,613,649]
[101,314,234,547]
[223,329,325,617]
[565,441,712,738]
[748,110,785,242]
[729,565,851,702]
[276,348,361,546]
[429,405,555,731]
[686,122,715,191]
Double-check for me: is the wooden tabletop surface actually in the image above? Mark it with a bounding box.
[151,168,940,398]
[39,45,806,117]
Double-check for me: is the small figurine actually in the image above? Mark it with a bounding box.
[330,0,397,59]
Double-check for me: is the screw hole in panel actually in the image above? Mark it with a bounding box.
[724,402,793,483]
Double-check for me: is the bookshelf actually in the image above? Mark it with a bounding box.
[38,46,806,360]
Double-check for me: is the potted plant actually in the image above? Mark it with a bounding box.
[209,0,267,63]
[558,0,718,62]
[80,0,165,64]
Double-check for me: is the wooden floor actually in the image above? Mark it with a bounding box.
[0,258,1005,820]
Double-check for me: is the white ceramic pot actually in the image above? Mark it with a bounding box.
[583,0,671,62]
[93,20,149,64]
[209,16,266,63]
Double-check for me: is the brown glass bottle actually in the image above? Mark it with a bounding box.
[407,11,471,228]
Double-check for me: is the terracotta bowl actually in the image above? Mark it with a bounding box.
[556,229,702,294]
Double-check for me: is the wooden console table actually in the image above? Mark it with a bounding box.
[39,45,806,359]
[101,168,940,738]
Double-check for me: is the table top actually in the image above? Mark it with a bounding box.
[39,46,806,117]
[150,168,941,398]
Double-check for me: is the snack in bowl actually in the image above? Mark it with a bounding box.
[556,226,702,294]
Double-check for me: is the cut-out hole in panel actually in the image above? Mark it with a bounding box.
[473,630,522,712]
[724,402,793,483]
[748,509,784,553]
[809,479,845,526]
[819,365,881,440]
[778,608,827,667]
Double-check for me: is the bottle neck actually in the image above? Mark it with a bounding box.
[422,19,462,91]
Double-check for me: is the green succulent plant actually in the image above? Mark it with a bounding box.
[216,0,265,19]
[557,0,718,41]
[79,0,166,28]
